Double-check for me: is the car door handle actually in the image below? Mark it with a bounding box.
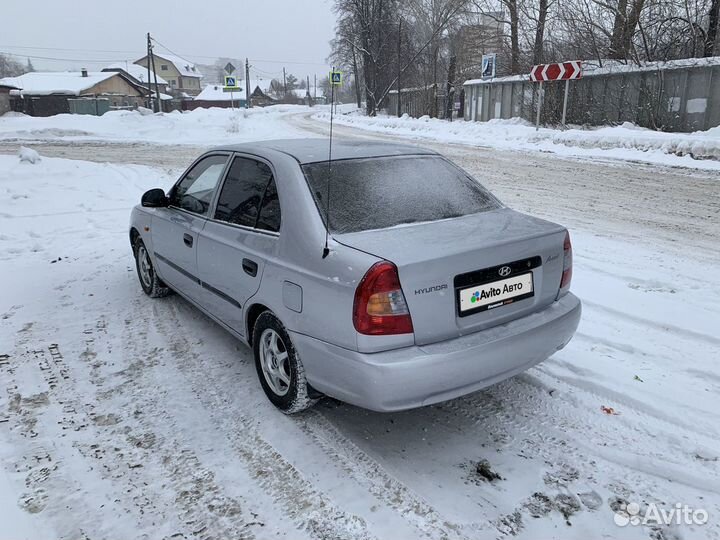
[183,233,193,248]
[242,258,258,277]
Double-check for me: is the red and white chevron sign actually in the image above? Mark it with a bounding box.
[530,61,583,82]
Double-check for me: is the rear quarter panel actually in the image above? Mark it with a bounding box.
[243,152,380,351]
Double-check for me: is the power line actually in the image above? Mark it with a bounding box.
[1,40,331,69]
[0,44,144,55]
[1,51,131,63]
[149,36,198,67]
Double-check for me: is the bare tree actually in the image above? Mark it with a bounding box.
[0,54,29,78]
[705,0,720,55]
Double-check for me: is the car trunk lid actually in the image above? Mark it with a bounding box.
[335,208,567,345]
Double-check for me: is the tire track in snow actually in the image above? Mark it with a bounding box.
[296,410,483,540]
[153,300,377,540]
[115,307,257,540]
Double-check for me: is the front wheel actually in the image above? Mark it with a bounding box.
[134,238,171,298]
[253,312,317,414]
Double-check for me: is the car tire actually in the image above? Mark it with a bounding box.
[253,311,318,414]
[134,238,171,298]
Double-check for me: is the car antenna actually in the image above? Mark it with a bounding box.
[322,68,336,259]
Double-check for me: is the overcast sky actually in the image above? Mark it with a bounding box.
[2,0,337,83]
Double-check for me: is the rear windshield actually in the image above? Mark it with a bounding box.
[302,155,501,234]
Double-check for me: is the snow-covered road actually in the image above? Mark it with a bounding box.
[0,108,718,540]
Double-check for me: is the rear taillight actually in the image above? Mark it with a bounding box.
[559,231,573,296]
[353,261,414,335]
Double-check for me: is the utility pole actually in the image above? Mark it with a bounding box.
[245,58,251,108]
[282,67,287,97]
[306,75,311,106]
[397,18,402,117]
[149,39,161,112]
[314,74,317,100]
[146,33,153,110]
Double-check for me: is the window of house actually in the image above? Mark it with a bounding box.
[160,64,168,71]
[214,157,279,232]
[168,155,228,216]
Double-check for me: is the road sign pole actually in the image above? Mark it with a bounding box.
[536,81,543,131]
[231,89,234,111]
[245,58,251,109]
[562,78,570,126]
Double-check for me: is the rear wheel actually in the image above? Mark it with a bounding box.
[253,312,317,414]
[134,238,170,298]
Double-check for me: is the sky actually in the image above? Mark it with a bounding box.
[1,0,337,83]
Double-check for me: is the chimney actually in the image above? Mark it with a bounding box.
[81,68,88,77]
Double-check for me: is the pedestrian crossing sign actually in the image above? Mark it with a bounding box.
[224,75,238,88]
[330,71,342,86]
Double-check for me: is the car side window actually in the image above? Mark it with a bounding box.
[215,157,279,231]
[256,177,281,232]
[169,155,228,216]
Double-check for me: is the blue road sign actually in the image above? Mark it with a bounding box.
[224,75,237,88]
[330,71,342,85]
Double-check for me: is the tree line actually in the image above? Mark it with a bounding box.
[0,55,34,78]
[330,0,719,115]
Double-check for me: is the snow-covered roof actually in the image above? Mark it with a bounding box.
[103,63,168,85]
[290,87,319,98]
[152,54,203,79]
[195,85,245,101]
[0,71,130,96]
[195,78,276,100]
[464,55,720,86]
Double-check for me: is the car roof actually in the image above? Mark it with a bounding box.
[209,138,437,164]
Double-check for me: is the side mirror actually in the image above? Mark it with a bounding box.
[141,188,168,208]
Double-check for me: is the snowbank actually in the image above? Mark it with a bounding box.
[0,105,314,146]
[18,146,41,164]
[314,111,720,170]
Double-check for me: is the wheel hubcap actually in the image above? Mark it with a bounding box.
[138,246,152,288]
[259,329,290,396]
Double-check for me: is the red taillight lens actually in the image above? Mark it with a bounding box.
[353,261,414,335]
[560,231,573,291]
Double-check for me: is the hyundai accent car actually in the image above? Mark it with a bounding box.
[129,139,581,413]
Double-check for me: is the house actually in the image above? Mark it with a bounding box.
[0,83,19,115]
[0,70,146,116]
[188,78,277,108]
[290,85,325,105]
[184,84,247,110]
[102,63,170,93]
[134,53,202,96]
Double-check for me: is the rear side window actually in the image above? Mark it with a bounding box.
[256,177,281,232]
[302,155,501,233]
[214,157,280,231]
[170,154,228,215]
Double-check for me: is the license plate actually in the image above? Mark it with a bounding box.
[459,272,534,313]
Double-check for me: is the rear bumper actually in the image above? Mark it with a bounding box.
[292,293,581,412]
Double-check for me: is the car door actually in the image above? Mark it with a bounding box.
[196,155,281,335]
[151,153,229,305]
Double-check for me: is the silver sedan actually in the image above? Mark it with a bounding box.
[129,139,581,413]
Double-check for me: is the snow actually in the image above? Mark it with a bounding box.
[0,71,119,96]
[0,105,315,145]
[195,84,245,101]
[464,55,720,85]
[0,111,719,539]
[314,110,720,170]
[17,146,40,163]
